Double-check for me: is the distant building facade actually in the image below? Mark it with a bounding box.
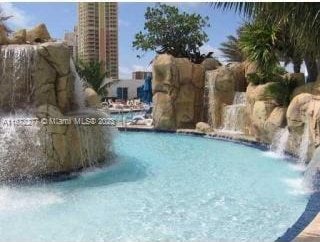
[132,71,152,80]
[63,27,78,60]
[78,2,119,79]
[106,79,145,100]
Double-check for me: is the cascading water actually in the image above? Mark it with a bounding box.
[70,59,86,109]
[221,92,246,133]
[270,127,290,157]
[207,73,216,127]
[0,43,111,181]
[0,45,35,112]
[0,46,46,180]
[299,122,310,163]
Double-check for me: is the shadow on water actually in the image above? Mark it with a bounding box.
[53,155,149,190]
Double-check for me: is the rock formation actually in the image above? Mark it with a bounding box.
[0,24,110,181]
[152,54,211,130]
[206,62,248,131]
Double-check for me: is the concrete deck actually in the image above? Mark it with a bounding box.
[293,213,320,242]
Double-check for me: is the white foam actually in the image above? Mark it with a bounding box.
[0,186,63,212]
[283,178,313,196]
[263,151,287,159]
[289,163,307,172]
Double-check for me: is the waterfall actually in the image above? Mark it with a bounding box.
[70,59,86,109]
[0,45,36,113]
[304,147,320,191]
[299,122,310,163]
[207,73,216,127]
[270,127,289,157]
[221,92,246,133]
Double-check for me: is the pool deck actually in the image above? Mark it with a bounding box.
[117,125,320,242]
[293,213,320,242]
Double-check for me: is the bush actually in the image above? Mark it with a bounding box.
[247,66,287,85]
[266,76,298,106]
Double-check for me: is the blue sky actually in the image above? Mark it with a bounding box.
[2,2,244,78]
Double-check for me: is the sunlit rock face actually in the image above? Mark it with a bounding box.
[286,93,320,161]
[206,63,248,133]
[152,54,208,130]
[0,43,111,182]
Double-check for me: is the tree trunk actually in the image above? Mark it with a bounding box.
[305,57,318,83]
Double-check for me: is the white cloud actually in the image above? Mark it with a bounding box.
[0,3,33,30]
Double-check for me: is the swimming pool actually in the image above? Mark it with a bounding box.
[0,132,309,241]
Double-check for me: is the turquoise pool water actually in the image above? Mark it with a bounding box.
[0,132,309,241]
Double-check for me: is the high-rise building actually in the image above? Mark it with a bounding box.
[63,26,78,61]
[78,2,118,79]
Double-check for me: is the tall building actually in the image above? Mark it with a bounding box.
[63,26,78,61]
[78,2,118,79]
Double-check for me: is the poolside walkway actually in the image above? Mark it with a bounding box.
[293,213,320,242]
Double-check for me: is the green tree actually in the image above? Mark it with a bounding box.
[133,3,210,63]
[214,3,320,82]
[75,60,107,95]
[219,27,244,62]
[239,21,280,76]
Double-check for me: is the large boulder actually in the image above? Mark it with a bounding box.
[245,82,279,140]
[0,24,9,45]
[286,93,320,160]
[292,75,320,98]
[244,61,258,79]
[264,107,287,141]
[228,62,247,92]
[196,122,211,133]
[84,87,101,108]
[38,42,70,76]
[9,29,26,44]
[251,100,277,141]
[152,54,205,129]
[201,58,221,71]
[26,23,51,43]
[206,66,236,129]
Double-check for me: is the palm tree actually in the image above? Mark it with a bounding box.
[75,60,107,95]
[238,20,279,75]
[215,2,320,81]
[219,34,244,63]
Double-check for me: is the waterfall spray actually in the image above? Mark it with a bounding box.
[70,59,86,109]
[299,122,310,163]
[221,92,246,133]
[270,127,290,157]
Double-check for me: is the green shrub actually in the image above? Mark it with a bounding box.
[266,76,298,106]
[247,66,288,85]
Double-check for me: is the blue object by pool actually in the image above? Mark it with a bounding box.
[0,132,309,241]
